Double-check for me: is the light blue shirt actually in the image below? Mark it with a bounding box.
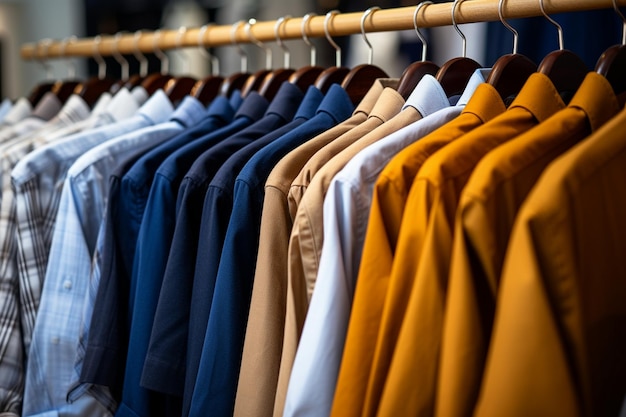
[22,96,205,417]
[0,98,13,123]
[283,71,487,417]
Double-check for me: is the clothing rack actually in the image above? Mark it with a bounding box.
[20,0,625,60]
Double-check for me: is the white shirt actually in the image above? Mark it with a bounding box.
[283,70,487,417]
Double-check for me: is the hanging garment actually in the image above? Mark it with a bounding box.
[475,103,626,417]
[184,86,323,417]
[437,71,622,417]
[377,72,566,417]
[331,72,505,417]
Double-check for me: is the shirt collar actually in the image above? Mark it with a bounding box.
[568,72,621,132]
[1,97,32,126]
[0,98,12,121]
[353,78,398,117]
[229,90,245,110]
[131,86,149,106]
[369,87,405,123]
[31,91,62,121]
[135,89,175,125]
[402,74,449,116]
[233,91,269,122]
[294,86,324,120]
[315,83,354,123]
[264,82,304,121]
[52,94,91,125]
[168,95,207,127]
[89,92,113,118]
[508,73,565,124]
[104,87,143,122]
[205,95,237,124]
[457,68,491,106]
[461,82,507,124]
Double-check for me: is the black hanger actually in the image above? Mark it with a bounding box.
[313,10,351,94]
[486,0,537,103]
[396,2,440,100]
[536,0,587,101]
[435,0,482,98]
[595,0,626,95]
[341,7,390,105]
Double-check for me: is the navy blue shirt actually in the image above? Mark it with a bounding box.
[81,95,238,395]
[181,86,324,415]
[188,84,354,417]
[140,83,304,396]
[113,93,268,417]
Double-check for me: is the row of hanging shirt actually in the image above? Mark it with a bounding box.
[1,9,626,417]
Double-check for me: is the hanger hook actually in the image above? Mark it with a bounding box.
[451,0,468,57]
[246,19,272,70]
[498,0,519,54]
[613,0,626,45]
[37,38,54,80]
[133,30,148,77]
[198,24,220,76]
[152,29,169,74]
[413,1,433,62]
[302,13,317,66]
[112,31,130,80]
[324,10,342,67]
[275,16,291,68]
[538,0,564,50]
[175,26,190,74]
[93,35,107,79]
[231,20,248,73]
[59,36,77,79]
[360,7,380,65]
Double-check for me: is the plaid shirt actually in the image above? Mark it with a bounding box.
[23,96,205,416]
[2,90,164,415]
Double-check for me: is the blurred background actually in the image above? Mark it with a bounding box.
[0,0,622,99]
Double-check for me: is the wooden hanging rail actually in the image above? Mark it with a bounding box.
[20,0,625,60]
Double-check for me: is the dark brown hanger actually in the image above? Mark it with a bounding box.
[28,38,74,105]
[75,35,117,107]
[486,0,537,102]
[435,0,482,98]
[313,10,351,94]
[341,7,390,105]
[595,0,626,95]
[287,13,325,92]
[219,21,253,98]
[536,0,587,101]
[397,2,440,100]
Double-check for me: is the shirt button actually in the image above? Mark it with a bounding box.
[51,337,60,344]
[63,280,72,290]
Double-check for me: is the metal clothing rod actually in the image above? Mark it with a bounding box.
[20,0,626,60]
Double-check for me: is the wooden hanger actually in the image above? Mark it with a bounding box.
[341,7,390,105]
[138,29,174,95]
[396,2,440,100]
[314,10,350,94]
[47,36,83,103]
[595,0,626,95]
[436,0,481,98]
[219,21,252,97]
[486,0,537,102]
[27,39,57,106]
[287,13,325,92]
[75,35,117,107]
[536,0,587,100]
[191,24,225,105]
[255,17,296,101]
[238,19,278,97]
[163,27,198,104]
